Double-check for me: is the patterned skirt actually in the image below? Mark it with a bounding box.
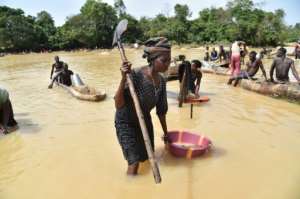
[115,107,154,165]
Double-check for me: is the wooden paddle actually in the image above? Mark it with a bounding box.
[112,19,162,184]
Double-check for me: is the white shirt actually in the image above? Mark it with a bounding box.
[231,41,241,56]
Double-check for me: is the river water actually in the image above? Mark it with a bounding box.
[0,48,300,199]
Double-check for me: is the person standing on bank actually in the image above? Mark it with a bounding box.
[114,37,171,175]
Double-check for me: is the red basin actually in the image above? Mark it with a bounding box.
[168,130,212,159]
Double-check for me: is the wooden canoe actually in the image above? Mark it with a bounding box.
[238,79,300,101]
[59,84,106,102]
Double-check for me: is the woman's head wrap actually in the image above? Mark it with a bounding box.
[143,37,171,63]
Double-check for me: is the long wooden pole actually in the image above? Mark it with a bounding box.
[117,42,162,184]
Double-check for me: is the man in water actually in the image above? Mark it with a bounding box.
[219,45,227,62]
[204,46,210,61]
[210,47,218,61]
[61,65,74,86]
[0,87,18,134]
[228,51,267,86]
[48,56,68,88]
[270,47,300,84]
[176,55,193,107]
[189,60,202,97]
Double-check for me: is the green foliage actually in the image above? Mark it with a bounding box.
[0,0,299,52]
[285,23,300,42]
[35,11,56,49]
[79,0,118,48]
[0,6,39,52]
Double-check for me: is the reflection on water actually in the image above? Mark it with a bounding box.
[0,49,300,199]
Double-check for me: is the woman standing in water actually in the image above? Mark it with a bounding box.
[114,37,171,175]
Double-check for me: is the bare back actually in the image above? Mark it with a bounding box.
[246,60,261,77]
[272,57,293,82]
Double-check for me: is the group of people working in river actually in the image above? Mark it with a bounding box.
[0,56,74,134]
[113,38,300,176]
[204,45,229,63]
[1,36,299,180]
[227,41,300,86]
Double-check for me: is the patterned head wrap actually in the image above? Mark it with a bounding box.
[143,37,171,63]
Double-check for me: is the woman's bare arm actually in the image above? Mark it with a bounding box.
[114,62,131,109]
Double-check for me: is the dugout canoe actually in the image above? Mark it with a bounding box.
[58,74,106,102]
[59,84,106,102]
[238,79,300,101]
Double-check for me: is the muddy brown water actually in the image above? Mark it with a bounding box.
[0,48,300,199]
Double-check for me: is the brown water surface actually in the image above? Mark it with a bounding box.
[0,48,300,199]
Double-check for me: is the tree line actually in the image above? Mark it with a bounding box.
[0,0,299,53]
